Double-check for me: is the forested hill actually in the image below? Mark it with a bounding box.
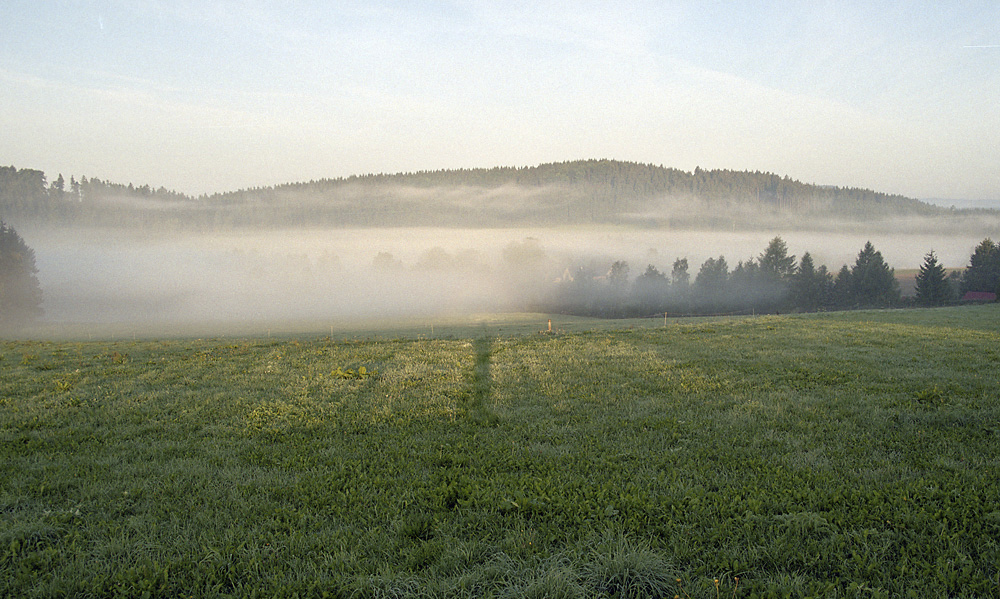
[0,160,986,231]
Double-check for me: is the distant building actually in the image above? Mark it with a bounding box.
[961,291,997,302]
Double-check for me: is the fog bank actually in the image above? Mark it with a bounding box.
[23,226,993,332]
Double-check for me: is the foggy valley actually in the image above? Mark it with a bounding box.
[5,160,999,335]
[22,222,997,333]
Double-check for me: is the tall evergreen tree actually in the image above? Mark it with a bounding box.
[791,252,832,311]
[915,250,951,306]
[0,220,43,330]
[849,241,899,308]
[832,264,852,308]
[960,238,1000,296]
[759,236,796,282]
[51,173,65,197]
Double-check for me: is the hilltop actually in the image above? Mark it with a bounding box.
[2,160,995,232]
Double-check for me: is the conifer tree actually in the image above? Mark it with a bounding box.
[791,252,831,311]
[832,264,852,308]
[849,241,899,308]
[915,250,951,306]
[960,238,1000,296]
[759,236,796,282]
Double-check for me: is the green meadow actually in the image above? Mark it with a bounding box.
[3,306,999,598]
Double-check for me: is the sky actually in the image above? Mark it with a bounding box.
[1,1,998,201]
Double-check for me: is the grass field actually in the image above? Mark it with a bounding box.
[2,305,999,597]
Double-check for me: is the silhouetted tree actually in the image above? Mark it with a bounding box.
[694,256,729,312]
[729,258,762,311]
[0,220,43,331]
[695,256,728,292]
[849,241,899,308]
[51,173,65,198]
[632,264,669,315]
[915,250,951,306]
[607,260,630,289]
[670,258,690,290]
[832,265,852,308]
[605,260,631,317]
[791,252,832,311]
[759,236,796,283]
[960,238,1000,297]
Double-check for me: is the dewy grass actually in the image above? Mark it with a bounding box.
[2,305,1000,597]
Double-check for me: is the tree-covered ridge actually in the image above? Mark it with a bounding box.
[217,159,941,224]
[0,160,985,230]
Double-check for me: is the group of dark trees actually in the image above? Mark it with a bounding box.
[1,160,983,231]
[0,220,43,332]
[957,239,1000,298]
[544,237,998,318]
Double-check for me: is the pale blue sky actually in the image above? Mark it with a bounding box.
[2,1,997,199]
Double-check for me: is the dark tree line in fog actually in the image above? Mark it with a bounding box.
[0,220,43,331]
[539,237,998,318]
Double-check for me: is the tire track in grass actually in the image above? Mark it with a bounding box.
[466,336,499,425]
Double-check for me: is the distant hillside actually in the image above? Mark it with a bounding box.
[1,160,993,231]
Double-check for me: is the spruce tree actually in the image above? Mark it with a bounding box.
[791,252,831,311]
[832,264,852,308]
[960,238,1000,296]
[915,250,951,306]
[849,241,899,308]
[759,236,796,282]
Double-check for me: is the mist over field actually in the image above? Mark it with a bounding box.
[22,223,994,331]
[7,160,997,335]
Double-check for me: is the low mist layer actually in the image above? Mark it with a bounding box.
[23,225,992,335]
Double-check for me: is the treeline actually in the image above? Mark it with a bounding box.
[0,166,197,229]
[539,237,999,318]
[0,160,974,231]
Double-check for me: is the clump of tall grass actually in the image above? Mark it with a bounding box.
[579,534,678,599]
